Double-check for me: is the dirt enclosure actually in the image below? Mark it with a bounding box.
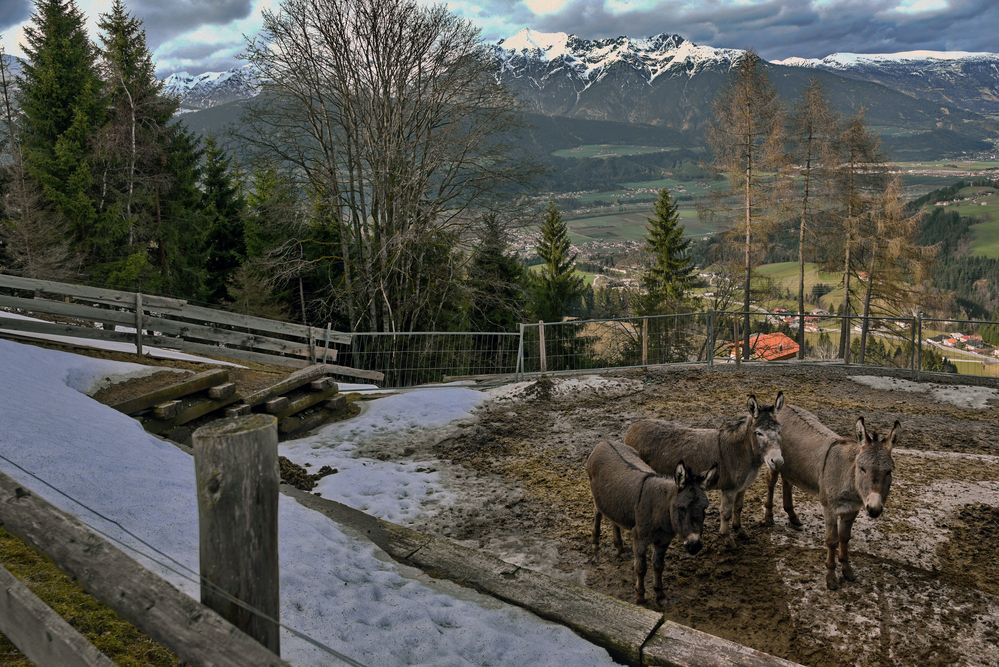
[366,365,999,666]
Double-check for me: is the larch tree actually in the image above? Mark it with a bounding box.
[531,201,584,322]
[789,79,838,357]
[835,111,883,360]
[708,52,787,359]
[638,187,693,315]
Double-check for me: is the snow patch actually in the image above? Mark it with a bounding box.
[849,375,998,410]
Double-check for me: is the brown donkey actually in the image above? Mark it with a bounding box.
[624,392,785,543]
[764,404,897,590]
[586,440,717,604]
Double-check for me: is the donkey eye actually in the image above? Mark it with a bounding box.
[860,467,867,473]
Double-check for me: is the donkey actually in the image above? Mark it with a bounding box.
[764,404,898,590]
[586,440,717,605]
[623,392,785,543]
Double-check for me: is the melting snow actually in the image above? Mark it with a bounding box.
[850,375,999,410]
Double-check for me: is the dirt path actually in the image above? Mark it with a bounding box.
[393,367,999,666]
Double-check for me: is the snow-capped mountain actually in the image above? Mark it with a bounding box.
[774,50,999,115]
[161,64,258,113]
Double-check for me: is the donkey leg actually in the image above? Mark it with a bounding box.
[733,490,749,539]
[652,542,668,604]
[783,476,802,530]
[591,509,602,564]
[838,513,858,582]
[613,524,627,557]
[720,491,737,547]
[633,534,649,605]
[764,471,778,527]
[824,509,840,590]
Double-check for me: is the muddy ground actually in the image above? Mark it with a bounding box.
[361,366,999,666]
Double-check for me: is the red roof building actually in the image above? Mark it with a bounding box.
[730,332,801,361]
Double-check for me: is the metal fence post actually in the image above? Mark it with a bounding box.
[516,323,525,379]
[909,316,917,373]
[843,314,852,365]
[193,415,281,655]
[134,292,144,357]
[706,310,715,367]
[538,320,547,374]
[641,317,649,366]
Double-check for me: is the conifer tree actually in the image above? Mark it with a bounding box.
[467,213,527,332]
[638,188,693,315]
[18,0,103,248]
[530,201,583,322]
[202,137,247,303]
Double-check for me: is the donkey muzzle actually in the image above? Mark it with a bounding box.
[684,535,703,555]
[865,493,884,518]
[767,455,784,472]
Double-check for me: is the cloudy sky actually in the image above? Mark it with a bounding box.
[1,0,997,75]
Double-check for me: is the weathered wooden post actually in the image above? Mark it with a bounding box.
[706,310,715,367]
[538,320,547,374]
[915,314,923,380]
[134,292,144,357]
[193,415,281,655]
[641,317,649,366]
[515,323,525,379]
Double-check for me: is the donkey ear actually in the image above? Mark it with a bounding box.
[855,417,868,444]
[774,391,785,412]
[886,420,901,450]
[701,464,719,490]
[747,395,759,418]
[674,461,687,488]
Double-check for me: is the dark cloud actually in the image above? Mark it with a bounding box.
[0,0,31,32]
[527,0,999,59]
[128,0,254,48]
[159,40,244,61]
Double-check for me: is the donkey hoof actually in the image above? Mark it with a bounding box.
[763,514,775,528]
[842,566,857,582]
[635,595,647,605]
[788,515,803,529]
[826,573,840,591]
[736,529,752,542]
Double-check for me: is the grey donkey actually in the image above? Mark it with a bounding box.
[764,404,897,590]
[586,440,718,605]
[624,392,785,543]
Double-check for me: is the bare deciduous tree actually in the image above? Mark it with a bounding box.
[242,0,525,332]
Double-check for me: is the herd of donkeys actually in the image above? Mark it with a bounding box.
[587,392,899,604]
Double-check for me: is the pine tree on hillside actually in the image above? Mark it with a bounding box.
[467,213,527,332]
[638,188,693,315]
[18,0,103,248]
[96,0,176,248]
[530,201,584,322]
[202,137,246,303]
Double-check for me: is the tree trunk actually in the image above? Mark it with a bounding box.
[742,143,753,361]
[859,240,878,364]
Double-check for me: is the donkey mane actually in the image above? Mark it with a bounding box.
[784,404,840,441]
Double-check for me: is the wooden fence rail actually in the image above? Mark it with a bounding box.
[0,273,352,369]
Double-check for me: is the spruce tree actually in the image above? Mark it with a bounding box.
[530,201,583,322]
[639,188,693,315]
[202,137,247,303]
[18,0,103,249]
[467,213,527,332]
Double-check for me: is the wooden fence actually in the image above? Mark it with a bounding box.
[0,274,350,369]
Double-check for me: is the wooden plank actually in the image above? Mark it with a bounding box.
[0,565,115,667]
[0,294,135,327]
[278,409,333,436]
[0,472,291,667]
[225,404,252,418]
[152,338,308,368]
[0,315,139,346]
[309,377,336,392]
[643,621,801,667]
[159,302,351,345]
[324,396,348,413]
[266,387,338,420]
[194,416,281,654]
[208,382,237,400]
[0,274,183,310]
[134,292,144,357]
[312,363,384,382]
[143,393,242,433]
[110,369,228,415]
[137,313,323,359]
[241,365,330,408]
[154,400,181,420]
[264,397,290,414]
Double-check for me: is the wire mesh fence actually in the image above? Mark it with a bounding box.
[335,313,998,387]
[332,331,522,387]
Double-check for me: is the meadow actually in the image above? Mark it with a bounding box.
[926,185,999,258]
[550,144,679,159]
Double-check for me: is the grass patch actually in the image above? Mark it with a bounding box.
[551,144,677,159]
[0,527,178,667]
[566,207,716,241]
[528,264,598,286]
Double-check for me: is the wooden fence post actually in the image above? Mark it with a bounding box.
[706,310,715,367]
[515,323,525,379]
[538,320,547,374]
[134,292,144,357]
[193,415,281,655]
[915,314,923,380]
[641,317,649,366]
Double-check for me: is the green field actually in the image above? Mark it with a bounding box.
[551,144,678,159]
[753,262,846,310]
[930,186,999,258]
[565,207,714,242]
[528,264,598,286]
